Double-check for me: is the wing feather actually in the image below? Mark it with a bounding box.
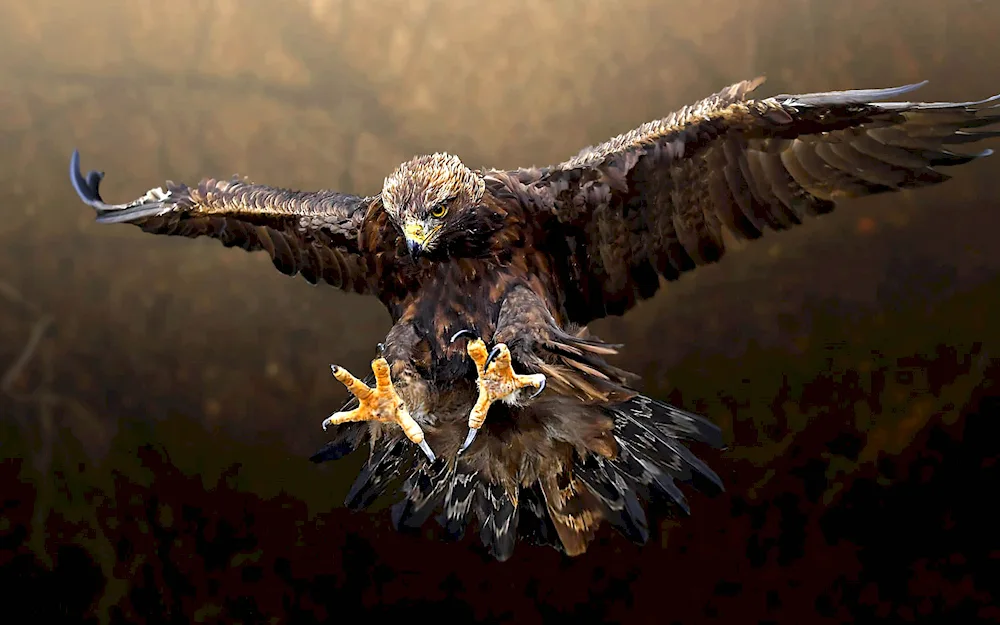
[515,79,999,325]
[70,150,376,293]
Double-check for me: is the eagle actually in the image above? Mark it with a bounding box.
[70,78,999,560]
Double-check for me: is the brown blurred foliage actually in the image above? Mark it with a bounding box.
[1,0,999,623]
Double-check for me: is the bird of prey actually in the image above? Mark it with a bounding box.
[70,78,999,560]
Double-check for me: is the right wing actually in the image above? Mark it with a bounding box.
[516,80,999,325]
[70,150,376,293]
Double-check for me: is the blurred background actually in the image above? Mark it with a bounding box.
[2,0,1000,622]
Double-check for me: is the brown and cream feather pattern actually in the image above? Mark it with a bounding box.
[70,152,375,293]
[71,78,998,561]
[498,79,999,323]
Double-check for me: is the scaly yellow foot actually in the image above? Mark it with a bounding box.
[321,357,436,462]
[450,330,546,454]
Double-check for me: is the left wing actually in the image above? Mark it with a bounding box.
[70,151,376,293]
[513,79,1000,325]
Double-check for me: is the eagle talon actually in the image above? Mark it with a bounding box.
[322,358,436,463]
[483,344,504,372]
[458,338,547,454]
[450,329,479,344]
[417,440,436,463]
[529,377,546,400]
[457,428,479,455]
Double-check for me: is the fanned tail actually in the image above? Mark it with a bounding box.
[311,390,723,560]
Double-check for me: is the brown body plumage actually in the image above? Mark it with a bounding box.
[71,78,999,559]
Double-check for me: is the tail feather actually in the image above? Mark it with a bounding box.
[597,395,724,521]
[391,457,453,531]
[436,467,479,540]
[574,455,651,545]
[646,396,725,449]
[612,427,694,515]
[344,436,416,510]
[310,391,724,560]
[637,457,691,515]
[612,397,725,489]
[516,483,565,552]
[474,481,519,561]
[539,473,602,557]
[308,422,366,463]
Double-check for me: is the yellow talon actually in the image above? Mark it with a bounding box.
[322,358,436,462]
[458,337,546,454]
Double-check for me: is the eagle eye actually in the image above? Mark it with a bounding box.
[429,203,448,219]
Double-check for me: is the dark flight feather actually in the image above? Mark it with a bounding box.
[516,483,564,551]
[309,423,367,463]
[344,436,417,511]
[509,80,1000,326]
[474,481,520,561]
[391,456,453,531]
[437,467,480,540]
[69,150,374,293]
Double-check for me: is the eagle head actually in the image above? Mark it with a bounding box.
[380,152,489,258]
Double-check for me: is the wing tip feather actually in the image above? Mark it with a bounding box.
[69,149,109,210]
[92,203,165,224]
[775,80,931,107]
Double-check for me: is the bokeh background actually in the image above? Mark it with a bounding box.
[2,0,1000,622]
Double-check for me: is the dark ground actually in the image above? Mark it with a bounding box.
[2,0,1000,623]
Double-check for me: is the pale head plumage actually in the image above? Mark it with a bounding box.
[380,153,486,256]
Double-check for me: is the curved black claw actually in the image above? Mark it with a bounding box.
[375,342,385,357]
[528,376,546,400]
[483,345,504,371]
[457,427,479,455]
[450,329,479,344]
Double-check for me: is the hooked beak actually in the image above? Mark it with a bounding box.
[404,220,435,257]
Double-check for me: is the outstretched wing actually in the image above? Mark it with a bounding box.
[518,79,1000,325]
[70,150,376,293]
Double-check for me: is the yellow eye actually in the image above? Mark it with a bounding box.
[429,204,448,218]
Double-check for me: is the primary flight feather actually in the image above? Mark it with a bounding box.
[71,78,999,560]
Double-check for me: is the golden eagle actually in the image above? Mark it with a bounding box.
[70,78,999,560]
